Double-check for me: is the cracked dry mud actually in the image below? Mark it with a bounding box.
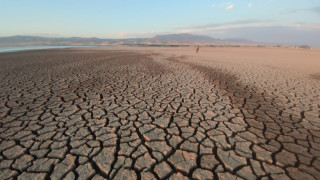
[0,47,319,180]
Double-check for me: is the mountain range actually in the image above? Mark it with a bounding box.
[0,33,253,47]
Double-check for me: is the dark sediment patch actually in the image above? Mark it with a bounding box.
[310,73,320,80]
[167,55,319,178]
[167,55,285,121]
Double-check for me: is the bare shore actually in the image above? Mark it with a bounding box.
[0,47,319,179]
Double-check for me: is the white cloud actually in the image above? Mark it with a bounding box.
[180,29,193,34]
[117,32,128,38]
[226,4,234,10]
[177,19,272,30]
[175,20,275,36]
[248,3,253,8]
[212,2,234,10]
[116,31,171,38]
[179,24,320,47]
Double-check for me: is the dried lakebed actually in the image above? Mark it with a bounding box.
[0,49,319,180]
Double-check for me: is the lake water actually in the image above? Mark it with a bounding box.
[0,46,94,53]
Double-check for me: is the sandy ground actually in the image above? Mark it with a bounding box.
[0,47,319,179]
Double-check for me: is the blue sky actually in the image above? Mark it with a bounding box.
[1,0,320,45]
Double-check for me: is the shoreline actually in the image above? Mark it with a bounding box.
[0,45,100,53]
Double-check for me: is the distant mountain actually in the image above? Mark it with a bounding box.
[0,34,252,46]
[149,33,219,44]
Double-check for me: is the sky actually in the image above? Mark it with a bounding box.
[1,0,320,46]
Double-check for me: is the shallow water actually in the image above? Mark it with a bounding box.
[0,46,94,53]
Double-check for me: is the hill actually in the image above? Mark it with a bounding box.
[0,33,252,46]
